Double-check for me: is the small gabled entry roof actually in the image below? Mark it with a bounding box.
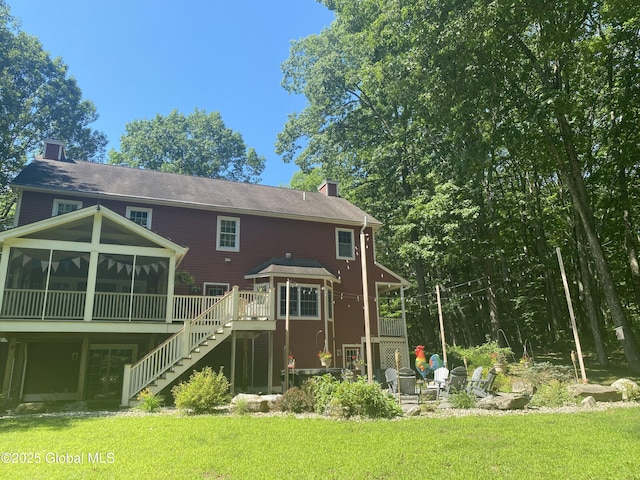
[0,204,189,262]
[245,257,339,283]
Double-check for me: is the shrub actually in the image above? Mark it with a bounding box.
[529,380,578,408]
[448,338,513,369]
[522,362,573,391]
[492,372,512,393]
[448,390,476,409]
[278,386,315,413]
[171,366,230,414]
[304,374,340,414]
[135,388,164,412]
[328,377,402,419]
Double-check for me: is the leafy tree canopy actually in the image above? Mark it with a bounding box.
[109,109,265,183]
[1,0,107,226]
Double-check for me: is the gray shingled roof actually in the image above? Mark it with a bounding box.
[245,257,338,281]
[11,159,381,226]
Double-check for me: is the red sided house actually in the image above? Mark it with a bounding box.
[0,140,409,408]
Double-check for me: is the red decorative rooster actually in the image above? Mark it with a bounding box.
[415,345,429,382]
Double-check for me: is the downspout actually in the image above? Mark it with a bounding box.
[360,217,373,383]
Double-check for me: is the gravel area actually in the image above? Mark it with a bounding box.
[3,400,639,421]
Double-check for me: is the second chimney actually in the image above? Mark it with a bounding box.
[318,180,338,197]
[42,139,66,161]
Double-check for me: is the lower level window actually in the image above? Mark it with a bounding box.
[278,283,320,319]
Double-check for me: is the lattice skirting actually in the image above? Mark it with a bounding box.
[379,339,409,369]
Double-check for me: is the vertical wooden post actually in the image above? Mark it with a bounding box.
[76,337,90,400]
[230,330,236,394]
[283,279,290,392]
[556,247,587,383]
[360,219,373,383]
[436,285,448,368]
[1,338,16,400]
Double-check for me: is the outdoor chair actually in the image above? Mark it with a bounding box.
[398,367,417,395]
[431,366,450,399]
[443,366,468,397]
[385,368,398,393]
[465,366,484,394]
[468,367,497,398]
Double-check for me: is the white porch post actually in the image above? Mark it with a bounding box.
[83,213,102,322]
[267,330,273,394]
[0,244,11,312]
[165,256,176,323]
[121,364,132,407]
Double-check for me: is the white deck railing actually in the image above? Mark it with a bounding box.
[123,287,270,401]
[379,317,406,337]
[0,289,271,323]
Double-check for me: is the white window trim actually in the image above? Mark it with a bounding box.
[335,228,355,260]
[203,282,230,297]
[216,216,240,252]
[52,199,83,216]
[277,282,321,320]
[126,206,153,229]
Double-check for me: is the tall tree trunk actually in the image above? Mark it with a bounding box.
[553,113,640,374]
[574,214,608,366]
[530,170,562,342]
[619,167,640,307]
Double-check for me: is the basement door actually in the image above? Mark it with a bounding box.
[86,345,137,401]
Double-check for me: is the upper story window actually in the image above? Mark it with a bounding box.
[336,228,355,260]
[126,207,152,229]
[52,199,82,216]
[217,216,240,252]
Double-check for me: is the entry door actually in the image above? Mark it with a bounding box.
[86,345,137,401]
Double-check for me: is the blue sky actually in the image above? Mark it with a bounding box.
[9,1,334,186]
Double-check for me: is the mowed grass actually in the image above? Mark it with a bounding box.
[1,406,639,480]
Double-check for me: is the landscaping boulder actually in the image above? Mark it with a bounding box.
[568,384,622,402]
[230,394,280,413]
[476,393,530,410]
[580,396,597,408]
[404,405,422,417]
[611,378,639,401]
[14,402,47,414]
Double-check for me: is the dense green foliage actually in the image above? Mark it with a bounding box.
[134,388,164,413]
[108,109,265,183]
[279,374,402,418]
[0,1,106,227]
[279,0,640,373]
[171,366,231,414]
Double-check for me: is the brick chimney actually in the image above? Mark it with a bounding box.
[318,180,338,197]
[41,139,66,160]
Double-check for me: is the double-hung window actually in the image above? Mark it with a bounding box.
[204,283,229,297]
[278,283,320,320]
[336,228,355,259]
[126,207,152,229]
[217,216,240,252]
[52,199,82,216]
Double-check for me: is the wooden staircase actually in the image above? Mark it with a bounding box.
[121,287,271,406]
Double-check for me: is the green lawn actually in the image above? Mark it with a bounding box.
[1,406,639,479]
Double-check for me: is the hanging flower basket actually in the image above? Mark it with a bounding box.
[318,351,332,367]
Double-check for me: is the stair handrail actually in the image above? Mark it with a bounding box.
[122,288,238,403]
